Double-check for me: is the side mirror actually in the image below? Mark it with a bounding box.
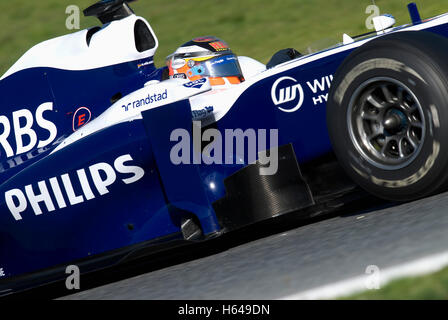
[343,33,355,44]
[373,14,396,32]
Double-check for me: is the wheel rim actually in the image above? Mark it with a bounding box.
[347,77,426,170]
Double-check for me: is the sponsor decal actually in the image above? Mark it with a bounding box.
[4,154,145,221]
[189,66,206,77]
[191,106,214,120]
[0,268,4,277]
[271,77,304,112]
[210,41,229,52]
[122,90,168,112]
[271,75,334,112]
[72,107,92,131]
[137,61,153,69]
[307,75,334,105]
[0,102,58,159]
[172,58,187,69]
[183,78,207,89]
[173,73,187,79]
[210,55,237,66]
[210,58,224,66]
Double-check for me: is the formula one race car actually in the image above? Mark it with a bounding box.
[2,0,448,294]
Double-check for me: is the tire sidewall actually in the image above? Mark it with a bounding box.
[328,42,448,200]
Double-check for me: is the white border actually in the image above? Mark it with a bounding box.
[281,251,448,300]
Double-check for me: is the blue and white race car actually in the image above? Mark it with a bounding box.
[2,0,448,293]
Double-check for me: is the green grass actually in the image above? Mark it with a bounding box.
[342,266,448,299]
[0,0,447,74]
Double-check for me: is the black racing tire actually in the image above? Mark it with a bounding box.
[327,31,448,201]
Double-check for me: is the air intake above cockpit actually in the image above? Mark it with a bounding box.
[84,0,137,24]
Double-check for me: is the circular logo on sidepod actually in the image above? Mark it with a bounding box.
[73,107,92,131]
[271,76,304,113]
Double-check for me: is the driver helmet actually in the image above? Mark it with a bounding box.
[166,36,245,87]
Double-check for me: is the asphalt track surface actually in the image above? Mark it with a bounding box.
[44,190,448,300]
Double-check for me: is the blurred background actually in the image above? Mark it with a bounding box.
[0,0,446,75]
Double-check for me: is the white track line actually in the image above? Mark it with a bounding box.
[281,251,448,300]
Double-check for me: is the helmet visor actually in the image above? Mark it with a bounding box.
[189,54,244,80]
